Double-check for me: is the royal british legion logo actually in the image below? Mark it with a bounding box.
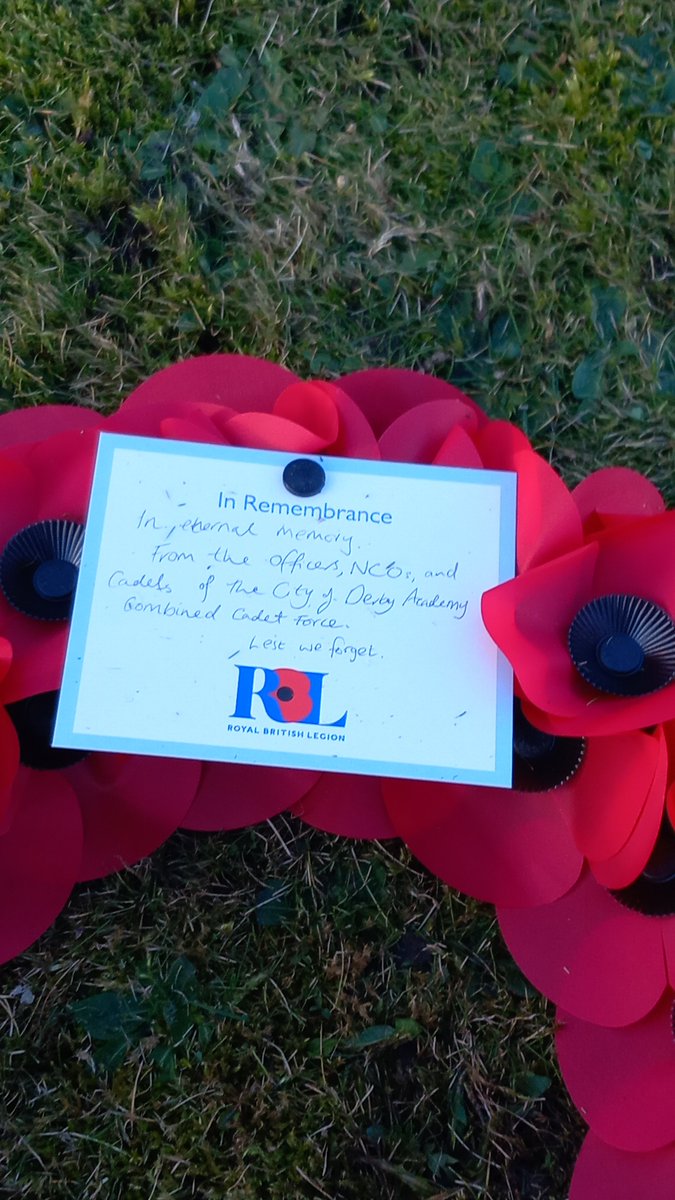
[230,665,348,739]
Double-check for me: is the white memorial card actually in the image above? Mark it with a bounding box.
[54,434,516,786]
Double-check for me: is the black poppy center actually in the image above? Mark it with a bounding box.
[7,692,89,771]
[276,686,294,702]
[612,820,675,917]
[597,633,645,676]
[0,520,84,620]
[33,559,78,601]
[568,594,675,697]
[511,700,585,792]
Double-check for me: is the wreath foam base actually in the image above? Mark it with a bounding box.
[1,355,674,1198]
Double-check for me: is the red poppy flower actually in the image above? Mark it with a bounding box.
[368,396,665,882]
[482,513,675,737]
[0,434,202,884]
[556,994,675,1152]
[570,1132,675,1200]
[0,437,101,702]
[108,354,380,459]
[383,714,661,907]
[498,797,675,1026]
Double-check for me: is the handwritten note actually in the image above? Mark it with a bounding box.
[54,435,516,786]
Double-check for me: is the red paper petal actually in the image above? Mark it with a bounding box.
[105,404,164,438]
[0,456,37,550]
[27,429,100,520]
[378,399,481,464]
[0,636,12,686]
[182,761,319,831]
[557,995,675,1151]
[592,513,675,607]
[510,446,584,571]
[0,707,20,827]
[273,382,340,447]
[115,374,378,457]
[475,419,531,458]
[668,782,675,839]
[110,397,237,439]
[570,1133,675,1200]
[218,411,332,453]
[0,769,82,965]
[664,919,675,990]
[498,869,669,1026]
[482,541,599,717]
[159,416,227,444]
[106,401,174,437]
[568,730,662,863]
[0,405,104,448]
[522,697,675,740]
[0,617,68,704]
[432,425,484,468]
[476,427,583,570]
[665,720,675,775]
[337,368,486,436]
[573,467,665,532]
[71,754,201,881]
[383,776,582,906]
[293,773,396,839]
[589,728,668,888]
[325,385,380,459]
[118,354,299,417]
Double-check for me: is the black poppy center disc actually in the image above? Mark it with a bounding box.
[0,520,84,620]
[33,559,79,601]
[596,632,645,676]
[568,593,675,697]
[7,692,89,771]
[512,700,585,792]
[612,821,675,918]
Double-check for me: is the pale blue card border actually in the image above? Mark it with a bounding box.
[54,433,517,787]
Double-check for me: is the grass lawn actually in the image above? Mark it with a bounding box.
[0,2,672,1196]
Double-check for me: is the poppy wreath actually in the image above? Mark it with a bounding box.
[0,354,673,1198]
